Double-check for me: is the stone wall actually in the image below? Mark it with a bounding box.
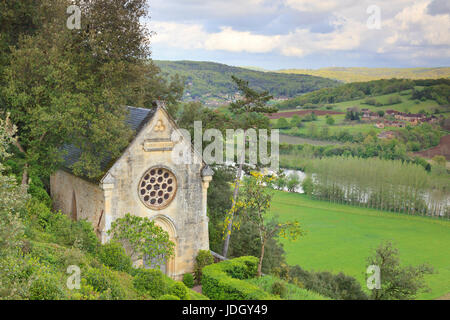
[50,170,105,229]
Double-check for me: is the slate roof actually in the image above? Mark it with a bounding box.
[62,105,157,180]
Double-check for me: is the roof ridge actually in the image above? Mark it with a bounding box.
[126,105,153,112]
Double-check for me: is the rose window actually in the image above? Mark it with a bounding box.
[138,168,177,210]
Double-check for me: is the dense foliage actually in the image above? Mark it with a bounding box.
[272,264,368,300]
[108,213,175,267]
[246,275,329,300]
[275,79,450,110]
[155,60,338,104]
[0,0,184,181]
[201,256,276,300]
[182,273,195,288]
[193,250,214,284]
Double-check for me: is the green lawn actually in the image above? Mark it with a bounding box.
[276,88,444,115]
[331,91,440,114]
[271,191,450,299]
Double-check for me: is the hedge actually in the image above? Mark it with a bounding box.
[201,256,278,300]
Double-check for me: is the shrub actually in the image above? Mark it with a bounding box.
[194,250,214,284]
[270,281,287,298]
[182,273,195,288]
[160,294,180,300]
[84,266,125,300]
[67,279,101,300]
[99,241,132,273]
[0,255,39,299]
[302,176,314,196]
[201,256,277,300]
[247,275,329,300]
[133,268,169,299]
[287,265,368,300]
[108,213,174,264]
[30,206,100,254]
[28,175,52,208]
[29,267,65,300]
[170,281,188,300]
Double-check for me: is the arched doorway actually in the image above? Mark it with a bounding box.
[145,215,177,278]
[71,190,77,221]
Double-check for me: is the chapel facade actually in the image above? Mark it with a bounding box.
[50,103,212,280]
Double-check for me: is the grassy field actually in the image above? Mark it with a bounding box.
[331,90,441,114]
[277,67,450,83]
[276,91,442,115]
[270,191,450,299]
[275,114,387,139]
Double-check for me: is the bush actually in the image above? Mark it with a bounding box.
[247,275,329,300]
[201,256,277,300]
[270,281,287,298]
[84,266,125,300]
[287,265,368,300]
[29,267,65,300]
[194,250,214,284]
[68,279,101,300]
[170,281,188,300]
[133,268,169,299]
[302,176,314,196]
[28,205,100,254]
[182,273,195,288]
[99,241,132,273]
[160,294,180,300]
[28,175,52,208]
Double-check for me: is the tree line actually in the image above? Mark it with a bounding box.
[303,156,449,218]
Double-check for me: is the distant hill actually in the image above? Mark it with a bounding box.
[154,60,339,107]
[277,67,450,83]
[274,78,450,111]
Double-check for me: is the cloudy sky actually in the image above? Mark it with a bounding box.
[146,0,450,70]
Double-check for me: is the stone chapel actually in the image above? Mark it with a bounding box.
[50,102,213,280]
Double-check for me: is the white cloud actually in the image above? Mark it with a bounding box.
[376,1,450,55]
[150,21,208,50]
[150,22,280,53]
[284,0,357,12]
[204,27,280,53]
[150,0,450,63]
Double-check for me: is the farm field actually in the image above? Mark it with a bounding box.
[276,67,450,83]
[275,114,390,138]
[279,134,343,146]
[331,90,441,114]
[270,191,450,299]
[275,89,445,115]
